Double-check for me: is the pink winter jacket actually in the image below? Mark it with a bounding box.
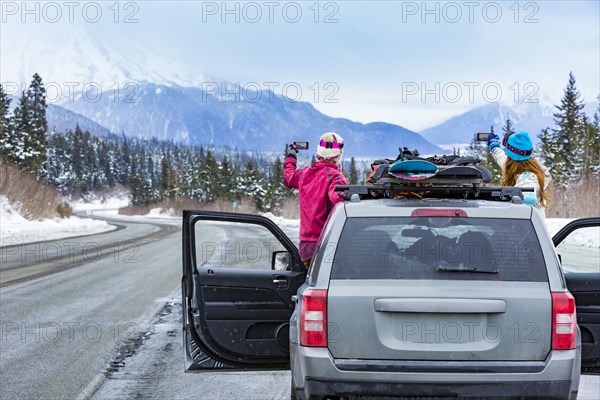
[284,157,347,242]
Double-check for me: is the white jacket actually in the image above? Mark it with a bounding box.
[491,147,552,218]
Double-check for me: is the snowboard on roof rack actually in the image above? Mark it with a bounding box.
[388,160,439,181]
[367,147,492,185]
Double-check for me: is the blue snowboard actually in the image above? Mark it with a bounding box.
[388,160,439,181]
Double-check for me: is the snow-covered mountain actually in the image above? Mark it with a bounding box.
[46,104,113,137]
[2,25,443,157]
[1,25,205,89]
[59,82,444,157]
[6,95,112,137]
[421,99,599,146]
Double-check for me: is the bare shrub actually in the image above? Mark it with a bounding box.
[547,179,600,218]
[56,202,73,218]
[118,204,151,216]
[280,196,300,219]
[0,160,70,219]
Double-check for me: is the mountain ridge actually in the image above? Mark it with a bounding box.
[421,100,599,146]
[59,82,445,157]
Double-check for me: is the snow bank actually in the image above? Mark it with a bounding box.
[546,218,599,248]
[146,208,178,219]
[0,196,116,246]
[261,212,300,227]
[545,218,576,235]
[70,193,130,213]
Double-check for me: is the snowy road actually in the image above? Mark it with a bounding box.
[0,215,176,287]
[0,215,182,400]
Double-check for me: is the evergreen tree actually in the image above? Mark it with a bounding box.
[466,126,486,159]
[71,125,85,189]
[160,151,176,199]
[120,136,131,184]
[540,72,586,186]
[218,155,234,201]
[45,131,75,190]
[197,150,219,202]
[84,134,103,189]
[265,157,287,212]
[236,160,266,211]
[99,142,116,187]
[9,92,34,165]
[129,171,154,206]
[147,154,156,190]
[538,126,556,169]
[484,120,508,181]
[465,125,501,184]
[466,137,485,160]
[580,100,600,179]
[4,75,48,175]
[25,73,48,175]
[0,84,12,159]
[348,157,359,184]
[502,114,514,135]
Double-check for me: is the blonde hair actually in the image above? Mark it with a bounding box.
[502,157,552,207]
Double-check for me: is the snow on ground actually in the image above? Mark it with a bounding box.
[147,207,173,217]
[546,218,576,235]
[70,192,131,213]
[261,212,300,227]
[546,218,599,248]
[0,196,116,246]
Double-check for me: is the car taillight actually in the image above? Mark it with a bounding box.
[551,292,577,350]
[300,289,327,347]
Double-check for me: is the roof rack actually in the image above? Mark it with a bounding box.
[335,184,533,202]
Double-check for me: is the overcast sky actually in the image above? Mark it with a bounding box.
[1,1,598,130]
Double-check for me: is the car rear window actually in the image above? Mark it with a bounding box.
[331,217,548,282]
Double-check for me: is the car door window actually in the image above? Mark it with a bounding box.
[195,220,290,270]
[556,226,600,273]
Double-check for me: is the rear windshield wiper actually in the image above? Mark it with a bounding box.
[437,265,498,274]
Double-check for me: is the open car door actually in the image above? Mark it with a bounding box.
[553,217,600,374]
[182,210,305,371]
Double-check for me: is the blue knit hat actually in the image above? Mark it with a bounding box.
[505,131,533,161]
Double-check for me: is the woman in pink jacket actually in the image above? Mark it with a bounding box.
[284,132,347,268]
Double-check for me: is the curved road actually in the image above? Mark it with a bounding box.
[0,214,182,400]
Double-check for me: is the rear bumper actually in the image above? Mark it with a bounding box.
[291,346,577,399]
[305,379,571,399]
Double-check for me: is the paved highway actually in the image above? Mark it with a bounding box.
[0,215,181,399]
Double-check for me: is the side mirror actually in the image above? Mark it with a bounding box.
[558,253,562,265]
[271,251,290,270]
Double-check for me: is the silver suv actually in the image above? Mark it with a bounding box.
[182,188,599,400]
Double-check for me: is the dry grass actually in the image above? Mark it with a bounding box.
[0,160,71,219]
[546,178,600,218]
[117,203,153,216]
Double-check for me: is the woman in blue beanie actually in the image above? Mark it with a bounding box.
[488,131,552,217]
